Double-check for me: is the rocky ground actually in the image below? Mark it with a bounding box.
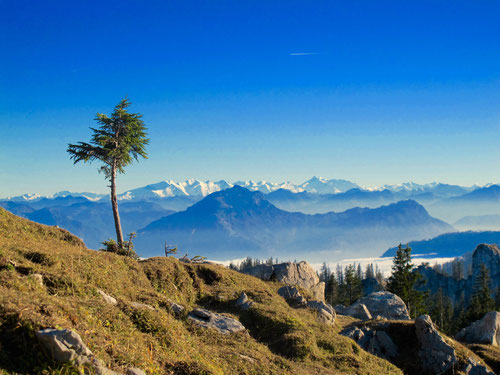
[0,207,497,375]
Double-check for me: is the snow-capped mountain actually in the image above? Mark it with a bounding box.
[1,178,489,202]
[298,176,359,194]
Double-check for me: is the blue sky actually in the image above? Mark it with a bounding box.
[1,0,499,196]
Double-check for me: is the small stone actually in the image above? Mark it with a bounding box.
[130,302,155,311]
[235,292,254,310]
[188,308,246,334]
[126,368,147,375]
[30,273,44,287]
[98,290,117,306]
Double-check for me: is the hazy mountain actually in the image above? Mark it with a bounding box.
[136,186,453,261]
[449,184,500,201]
[455,214,500,231]
[381,230,500,258]
[0,198,175,249]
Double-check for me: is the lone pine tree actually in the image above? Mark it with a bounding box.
[387,244,427,317]
[67,98,149,249]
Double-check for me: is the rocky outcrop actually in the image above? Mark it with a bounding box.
[356,292,410,320]
[415,315,457,374]
[335,303,372,320]
[415,243,500,305]
[306,300,336,325]
[472,244,500,292]
[36,328,145,375]
[277,285,306,305]
[340,325,397,360]
[242,261,325,300]
[235,292,254,310]
[188,308,246,334]
[456,311,500,346]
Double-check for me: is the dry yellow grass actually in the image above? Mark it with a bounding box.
[0,207,402,375]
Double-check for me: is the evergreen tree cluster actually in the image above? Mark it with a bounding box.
[319,262,383,306]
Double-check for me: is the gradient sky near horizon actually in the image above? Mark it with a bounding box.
[1,0,499,197]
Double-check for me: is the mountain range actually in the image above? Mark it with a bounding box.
[135,186,453,261]
[3,177,483,202]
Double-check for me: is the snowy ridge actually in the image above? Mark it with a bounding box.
[1,177,489,201]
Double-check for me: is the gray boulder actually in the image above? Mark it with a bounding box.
[456,311,500,346]
[335,303,372,320]
[356,292,410,320]
[366,330,398,360]
[415,315,457,374]
[340,325,397,360]
[243,261,325,300]
[306,300,336,325]
[235,292,254,310]
[278,285,306,305]
[461,358,495,375]
[36,328,121,374]
[188,308,246,334]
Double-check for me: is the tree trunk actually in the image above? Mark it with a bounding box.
[110,163,124,247]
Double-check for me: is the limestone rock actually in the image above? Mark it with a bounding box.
[277,285,306,305]
[340,325,396,360]
[243,261,325,300]
[126,368,147,375]
[356,292,410,320]
[188,308,246,334]
[415,315,457,374]
[335,303,372,320]
[130,302,155,311]
[167,301,185,315]
[456,311,500,346]
[310,281,325,301]
[30,273,44,287]
[366,330,398,360]
[461,357,495,375]
[306,300,336,325]
[36,328,120,374]
[235,292,254,310]
[98,290,117,306]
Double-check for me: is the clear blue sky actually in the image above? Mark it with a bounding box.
[1,0,499,197]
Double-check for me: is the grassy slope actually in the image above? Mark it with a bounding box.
[0,208,401,375]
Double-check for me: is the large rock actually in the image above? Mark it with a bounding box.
[306,300,336,325]
[36,328,121,374]
[356,292,410,320]
[340,325,397,360]
[188,308,246,334]
[456,311,500,346]
[415,315,457,374]
[335,303,372,320]
[277,285,306,306]
[243,261,325,300]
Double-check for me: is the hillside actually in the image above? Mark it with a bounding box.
[382,231,500,258]
[0,207,404,375]
[136,186,453,260]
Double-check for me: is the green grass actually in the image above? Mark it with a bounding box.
[0,207,404,374]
